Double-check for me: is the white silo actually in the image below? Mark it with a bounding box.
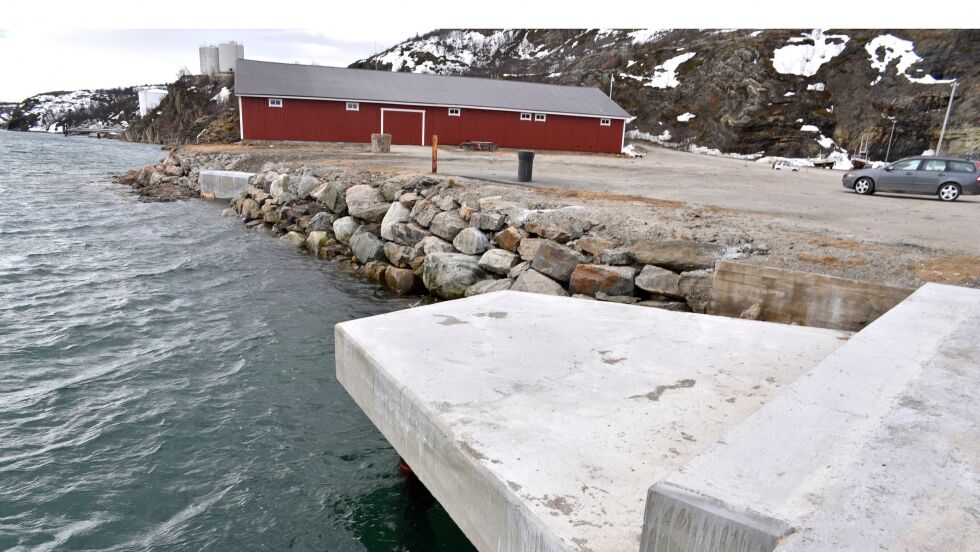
[199,45,219,75]
[218,41,244,73]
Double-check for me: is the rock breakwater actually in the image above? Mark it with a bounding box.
[125,150,729,312]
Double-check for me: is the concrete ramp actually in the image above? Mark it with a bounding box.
[642,283,980,551]
[335,292,847,552]
[199,169,253,199]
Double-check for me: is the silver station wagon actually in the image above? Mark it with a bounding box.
[842,156,979,201]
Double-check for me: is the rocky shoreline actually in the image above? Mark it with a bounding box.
[118,150,735,311]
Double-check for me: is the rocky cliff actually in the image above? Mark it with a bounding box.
[123,74,240,145]
[351,29,978,160]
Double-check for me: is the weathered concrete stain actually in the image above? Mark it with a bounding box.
[630,379,696,401]
[474,311,510,319]
[436,314,467,326]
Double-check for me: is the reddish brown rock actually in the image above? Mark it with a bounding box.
[385,267,417,295]
[569,265,635,297]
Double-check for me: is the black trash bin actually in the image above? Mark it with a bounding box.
[517,150,535,182]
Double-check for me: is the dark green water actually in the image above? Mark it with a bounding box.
[0,131,475,551]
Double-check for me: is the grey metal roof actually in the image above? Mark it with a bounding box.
[235,59,632,119]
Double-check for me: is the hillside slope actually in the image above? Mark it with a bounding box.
[4,88,138,133]
[123,74,240,145]
[351,29,978,160]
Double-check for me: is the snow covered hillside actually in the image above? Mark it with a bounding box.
[5,88,138,133]
[352,29,978,160]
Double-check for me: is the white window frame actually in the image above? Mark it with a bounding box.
[346,101,359,111]
[535,113,547,122]
[268,98,282,108]
[600,118,611,126]
[448,107,461,117]
[520,112,531,121]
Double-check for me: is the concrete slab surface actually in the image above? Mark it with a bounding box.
[199,169,253,198]
[643,283,980,552]
[335,291,848,552]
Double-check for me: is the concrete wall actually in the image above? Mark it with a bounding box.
[199,170,253,199]
[707,261,913,331]
[641,283,980,552]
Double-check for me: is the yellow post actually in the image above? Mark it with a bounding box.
[432,135,438,174]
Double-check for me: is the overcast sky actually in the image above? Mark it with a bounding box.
[0,29,423,102]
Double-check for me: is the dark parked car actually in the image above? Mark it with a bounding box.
[842,156,979,201]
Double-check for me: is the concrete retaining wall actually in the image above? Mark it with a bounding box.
[199,170,254,199]
[707,261,913,331]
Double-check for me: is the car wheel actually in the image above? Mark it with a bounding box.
[938,183,961,202]
[854,177,875,195]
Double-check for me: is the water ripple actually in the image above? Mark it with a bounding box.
[0,132,473,551]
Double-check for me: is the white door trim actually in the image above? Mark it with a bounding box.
[380,108,426,146]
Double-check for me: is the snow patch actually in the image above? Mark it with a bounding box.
[865,34,955,85]
[772,29,849,77]
[806,83,826,91]
[784,92,796,97]
[210,87,231,105]
[645,52,696,89]
[800,125,819,132]
[628,29,666,44]
[676,112,696,122]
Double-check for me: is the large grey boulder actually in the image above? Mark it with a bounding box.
[346,185,390,222]
[410,199,442,227]
[419,235,456,255]
[270,174,290,199]
[568,265,635,297]
[453,228,490,255]
[281,231,306,247]
[321,181,353,214]
[307,212,333,233]
[678,269,713,313]
[422,253,488,299]
[380,202,411,241]
[333,216,360,245]
[384,242,419,268]
[464,278,513,297]
[518,237,545,262]
[350,232,386,264]
[479,249,520,275]
[470,212,506,232]
[511,269,569,297]
[629,240,727,272]
[295,175,320,198]
[306,231,328,253]
[531,240,588,282]
[599,248,633,266]
[389,222,432,248]
[635,265,683,298]
[429,212,468,242]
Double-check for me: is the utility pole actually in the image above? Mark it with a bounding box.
[885,119,897,162]
[935,81,958,156]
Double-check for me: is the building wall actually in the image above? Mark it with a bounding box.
[240,96,625,154]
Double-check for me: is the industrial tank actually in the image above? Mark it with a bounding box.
[218,41,244,73]
[199,45,219,75]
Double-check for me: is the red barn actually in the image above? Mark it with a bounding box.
[234,59,632,154]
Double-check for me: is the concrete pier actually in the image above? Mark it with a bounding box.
[335,292,848,552]
[199,169,253,199]
[335,284,979,552]
[642,283,980,552]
